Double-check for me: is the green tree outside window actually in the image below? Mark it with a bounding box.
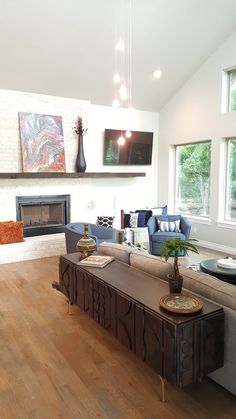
[229,69,236,111]
[176,142,211,216]
[226,138,236,220]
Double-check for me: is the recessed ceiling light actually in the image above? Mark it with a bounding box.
[153,69,162,80]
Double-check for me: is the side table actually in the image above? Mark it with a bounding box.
[200,258,236,285]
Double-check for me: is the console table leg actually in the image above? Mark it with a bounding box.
[67,299,72,315]
[159,375,166,402]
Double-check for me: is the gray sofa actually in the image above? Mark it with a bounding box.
[98,242,236,396]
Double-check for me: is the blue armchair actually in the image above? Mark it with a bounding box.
[147,215,191,256]
[65,222,117,254]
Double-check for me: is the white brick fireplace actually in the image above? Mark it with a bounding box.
[0,89,159,263]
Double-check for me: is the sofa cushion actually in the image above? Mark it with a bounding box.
[98,242,132,264]
[130,252,172,280]
[180,266,236,311]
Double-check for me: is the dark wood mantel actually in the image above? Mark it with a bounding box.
[0,172,146,179]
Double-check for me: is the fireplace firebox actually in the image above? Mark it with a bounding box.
[16,195,70,237]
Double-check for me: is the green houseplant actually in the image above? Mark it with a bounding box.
[161,238,199,293]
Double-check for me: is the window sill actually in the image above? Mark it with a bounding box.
[217,221,236,230]
[184,215,211,225]
[221,109,236,114]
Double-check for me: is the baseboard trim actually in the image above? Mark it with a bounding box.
[196,239,236,256]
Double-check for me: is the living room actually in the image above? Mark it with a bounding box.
[0,0,236,418]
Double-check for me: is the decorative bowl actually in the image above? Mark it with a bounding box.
[217,258,236,269]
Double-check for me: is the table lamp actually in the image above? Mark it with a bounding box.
[76,223,97,259]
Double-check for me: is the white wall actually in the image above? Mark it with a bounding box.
[158,30,236,252]
[0,89,159,229]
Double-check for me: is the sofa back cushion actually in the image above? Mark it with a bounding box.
[130,252,172,280]
[98,242,132,264]
[180,266,236,310]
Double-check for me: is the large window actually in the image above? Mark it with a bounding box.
[226,138,236,221]
[228,69,236,111]
[175,142,211,217]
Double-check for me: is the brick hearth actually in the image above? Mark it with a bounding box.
[0,233,66,264]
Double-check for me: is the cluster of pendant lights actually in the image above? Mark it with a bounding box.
[112,0,162,146]
[112,0,132,145]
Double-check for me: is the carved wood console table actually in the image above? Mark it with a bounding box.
[58,253,224,401]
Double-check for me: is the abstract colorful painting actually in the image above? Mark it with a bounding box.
[18,112,66,172]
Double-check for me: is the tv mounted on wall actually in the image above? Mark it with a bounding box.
[103,129,153,165]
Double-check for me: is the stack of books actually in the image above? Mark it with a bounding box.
[78,255,114,268]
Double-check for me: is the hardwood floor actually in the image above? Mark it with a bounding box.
[0,252,235,419]
[180,245,236,265]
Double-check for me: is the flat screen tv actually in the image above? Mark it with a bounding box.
[103,129,153,165]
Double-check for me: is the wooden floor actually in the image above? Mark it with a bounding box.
[0,251,236,419]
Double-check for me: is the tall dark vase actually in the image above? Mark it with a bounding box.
[76,135,86,173]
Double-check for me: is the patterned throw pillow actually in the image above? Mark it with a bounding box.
[129,213,139,228]
[97,216,114,228]
[158,220,180,232]
[124,211,147,228]
[129,212,146,228]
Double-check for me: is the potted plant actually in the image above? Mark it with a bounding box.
[161,238,199,294]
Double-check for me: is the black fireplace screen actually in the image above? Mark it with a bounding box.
[16,195,70,237]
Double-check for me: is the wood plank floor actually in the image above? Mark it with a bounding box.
[0,252,236,419]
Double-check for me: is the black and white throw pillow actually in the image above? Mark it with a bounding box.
[158,219,180,232]
[129,213,139,228]
[124,211,147,228]
[97,216,114,228]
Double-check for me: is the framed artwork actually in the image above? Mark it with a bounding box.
[18,112,66,172]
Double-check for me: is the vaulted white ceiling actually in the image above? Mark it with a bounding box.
[0,0,236,111]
